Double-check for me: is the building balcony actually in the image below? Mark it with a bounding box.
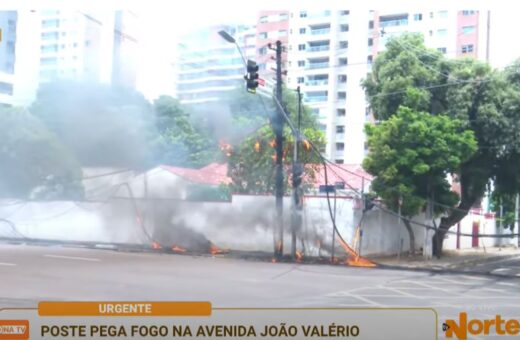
[307,62,329,69]
[379,19,408,28]
[310,28,330,35]
[308,45,330,52]
[304,96,328,103]
[305,80,329,86]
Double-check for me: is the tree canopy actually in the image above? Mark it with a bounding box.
[0,107,83,199]
[224,87,326,194]
[363,33,520,256]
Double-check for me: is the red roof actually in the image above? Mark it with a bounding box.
[160,162,371,191]
[161,163,231,186]
[312,164,372,191]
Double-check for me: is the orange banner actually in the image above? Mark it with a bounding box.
[38,302,211,317]
[0,320,29,339]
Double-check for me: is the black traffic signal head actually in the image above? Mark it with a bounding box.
[245,59,259,93]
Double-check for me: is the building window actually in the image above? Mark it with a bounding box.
[338,75,347,83]
[6,41,15,54]
[258,47,267,55]
[340,24,349,32]
[337,92,346,100]
[336,126,345,133]
[298,60,305,67]
[278,30,287,37]
[462,26,475,34]
[299,28,306,34]
[336,143,345,151]
[461,44,474,53]
[340,10,349,15]
[335,159,344,164]
[337,108,346,116]
[462,10,476,16]
[339,58,348,66]
[438,10,448,18]
[368,20,374,29]
[259,32,267,39]
[300,11,307,18]
[259,16,268,23]
[279,13,288,21]
[339,41,348,49]
[0,82,14,95]
[298,44,306,51]
[437,29,448,36]
[430,12,434,18]
[414,13,422,21]
[368,38,373,46]
[42,19,59,28]
[429,30,433,37]
[437,47,447,54]
[41,32,59,40]
[297,77,304,84]
[367,55,373,64]
[7,19,16,33]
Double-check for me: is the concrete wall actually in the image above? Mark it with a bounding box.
[0,188,505,257]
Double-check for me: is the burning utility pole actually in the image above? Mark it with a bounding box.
[291,87,303,259]
[270,40,284,260]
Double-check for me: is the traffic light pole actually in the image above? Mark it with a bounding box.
[274,40,284,260]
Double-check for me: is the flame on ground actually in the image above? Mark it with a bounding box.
[210,243,228,255]
[338,238,376,268]
[171,245,187,253]
[271,258,277,263]
[254,140,261,152]
[151,242,162,250]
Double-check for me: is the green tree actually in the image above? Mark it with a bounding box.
[0,107,83,199]
[152,95,218,168]
[363,33,511,257]
[226,87,326,194]
[363,107,477,254]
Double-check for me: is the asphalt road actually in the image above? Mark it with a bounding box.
[1,243,519,338]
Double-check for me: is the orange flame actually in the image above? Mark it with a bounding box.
[295,250,303,263]
[219,139,233,157]
[271,258,277,263]
[171,245,187,253]
[209,243,228,255]
[151,241,162,250]
[338,238,376,268]
[303,140,311,151]
[254,140,261,152]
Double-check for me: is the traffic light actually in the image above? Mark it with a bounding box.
[245,59,259,93]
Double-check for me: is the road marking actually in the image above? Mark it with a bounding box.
[44,254,101,262]
[0,262,16,266]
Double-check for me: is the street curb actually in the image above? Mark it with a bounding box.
[374,254,520,279]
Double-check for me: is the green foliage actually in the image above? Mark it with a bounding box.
[152,96,217,168]
[363,33,450,120]
[226,87,326,194]
[363,107,477,217]
[0,107,83,199]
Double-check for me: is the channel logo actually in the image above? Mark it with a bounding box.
[0,320,29,339]
[444,313,520,338]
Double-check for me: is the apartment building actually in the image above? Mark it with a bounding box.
[0,11,17,106]
[255,11,289,84]
[287,9,370,163]
[175,25,255,105]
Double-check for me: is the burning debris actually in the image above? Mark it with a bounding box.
[171,245,187,253]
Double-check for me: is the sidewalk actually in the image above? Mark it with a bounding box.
[372,246,520,271]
